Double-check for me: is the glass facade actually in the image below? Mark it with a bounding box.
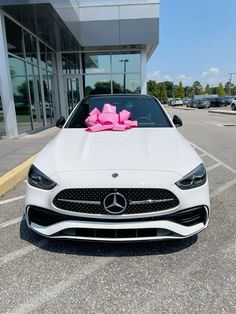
[5,16,58,134]
[0,87,6,137]
[2,14,143,137]
[76,51,140,96]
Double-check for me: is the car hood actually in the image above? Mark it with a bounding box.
[34,128,202,177]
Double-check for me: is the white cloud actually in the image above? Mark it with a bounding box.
[202,67,220,78]
[162,74,173,81]
[176,74,193,85]
[147,70,161,81]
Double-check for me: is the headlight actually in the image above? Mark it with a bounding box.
[28,165,57,190]
[175,164,206,190]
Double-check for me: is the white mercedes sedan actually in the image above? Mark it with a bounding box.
[25,95,210,242]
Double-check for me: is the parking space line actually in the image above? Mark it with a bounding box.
[0,217,23,230]
[210,177,236,199]
[191,142,236,174]
[206,163,221,172]
[0,195,25,205]
[0,240,47,267]
[6,257,115,314]
[199,153,207,157]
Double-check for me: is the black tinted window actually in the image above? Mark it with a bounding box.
[66,96,172,128]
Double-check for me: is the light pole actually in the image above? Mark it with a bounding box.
[119,59,129,94]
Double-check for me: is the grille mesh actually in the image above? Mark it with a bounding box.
[53,188,179,215]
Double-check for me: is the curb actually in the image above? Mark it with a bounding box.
[171,106,195,110]
[0,155,36,197]
[208,110,236,115]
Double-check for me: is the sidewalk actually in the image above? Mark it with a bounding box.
[0,127,59,196]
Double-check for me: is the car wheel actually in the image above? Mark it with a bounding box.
[232,103,236,111]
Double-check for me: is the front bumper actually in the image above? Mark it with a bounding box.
[25,205,209,242]
[25,170,210,242]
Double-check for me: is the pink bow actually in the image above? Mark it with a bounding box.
[85,103,138,132]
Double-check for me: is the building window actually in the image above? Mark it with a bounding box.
[84,75,111,96]
[82,53,110,74]
[24,31,38,65]
[5,17,24,58]
[111,51,140,73]
[81,51,141,96]
[9,56,32,133]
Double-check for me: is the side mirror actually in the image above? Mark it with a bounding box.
[173,115,183,127]
[56,116,65,128]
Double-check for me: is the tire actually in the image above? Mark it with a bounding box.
[232,103,236,111]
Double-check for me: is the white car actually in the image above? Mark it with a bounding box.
[171,98,184,106]
[25,95,210,242]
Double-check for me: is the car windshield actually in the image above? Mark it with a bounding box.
[66,95,172,128]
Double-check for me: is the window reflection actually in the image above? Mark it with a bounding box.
[111,52,140,73]
[26,64,44,129]
[62,53,80,75]
[112,74,141,94]
[24,31,37,65]
[9,56,32,133]
[82,53,110,74]
[84,75,111,96]
[0,90,6,136]
[5,17,24,58]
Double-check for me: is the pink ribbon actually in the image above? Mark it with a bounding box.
[85,103,137,132]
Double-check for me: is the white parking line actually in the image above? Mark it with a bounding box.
[0,240,47,267]
[210,177,236,199]
[199,153,207,157]
[6,257,115,314]
[206,163,221,172]
[0,195,25,205]
[0,217,23,229]
[191,142,236,174]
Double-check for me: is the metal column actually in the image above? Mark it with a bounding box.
[0,11,18,138]
[141,49,147,95]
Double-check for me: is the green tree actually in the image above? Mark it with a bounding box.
[231,86,236,95]
[192,81,203,95]
[216,83,225,96]
[175,81,185,98]
[147,80,158,98]
[224,81,233,95]
[205,84,211,95]
[157,83,168,103]
[163,81,174,98]
[184,86,193,98]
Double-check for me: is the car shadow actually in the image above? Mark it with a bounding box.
[20,217,198,257]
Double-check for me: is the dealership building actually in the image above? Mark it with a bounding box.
[0,0,159,138]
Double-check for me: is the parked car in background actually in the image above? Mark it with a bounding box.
[190,98,210,109]
[223,96,234,106]
[170,98,183,106]
[207,97,225,107]
[231,97,236,110]
[182,98,191,106]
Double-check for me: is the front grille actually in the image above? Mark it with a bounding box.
[53,188,179,215]
[28,205,207,227]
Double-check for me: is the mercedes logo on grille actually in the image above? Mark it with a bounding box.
[103,192,127,214]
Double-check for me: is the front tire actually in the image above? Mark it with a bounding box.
[232,103,236,111]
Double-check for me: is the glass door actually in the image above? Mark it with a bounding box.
[64,77,80,115]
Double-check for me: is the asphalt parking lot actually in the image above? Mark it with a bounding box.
[0,107,236,313]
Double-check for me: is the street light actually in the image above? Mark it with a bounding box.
[119,59,129,94]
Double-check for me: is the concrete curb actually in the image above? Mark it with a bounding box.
[208,110,236,115]
[0,155,36,197]
[171,106,195,110]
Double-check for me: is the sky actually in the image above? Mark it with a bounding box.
[147,0,236,87]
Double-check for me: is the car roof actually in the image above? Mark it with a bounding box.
[85,94,154,100]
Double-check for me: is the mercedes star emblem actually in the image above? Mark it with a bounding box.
[112,173,119,178]
[103,192,127,214]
